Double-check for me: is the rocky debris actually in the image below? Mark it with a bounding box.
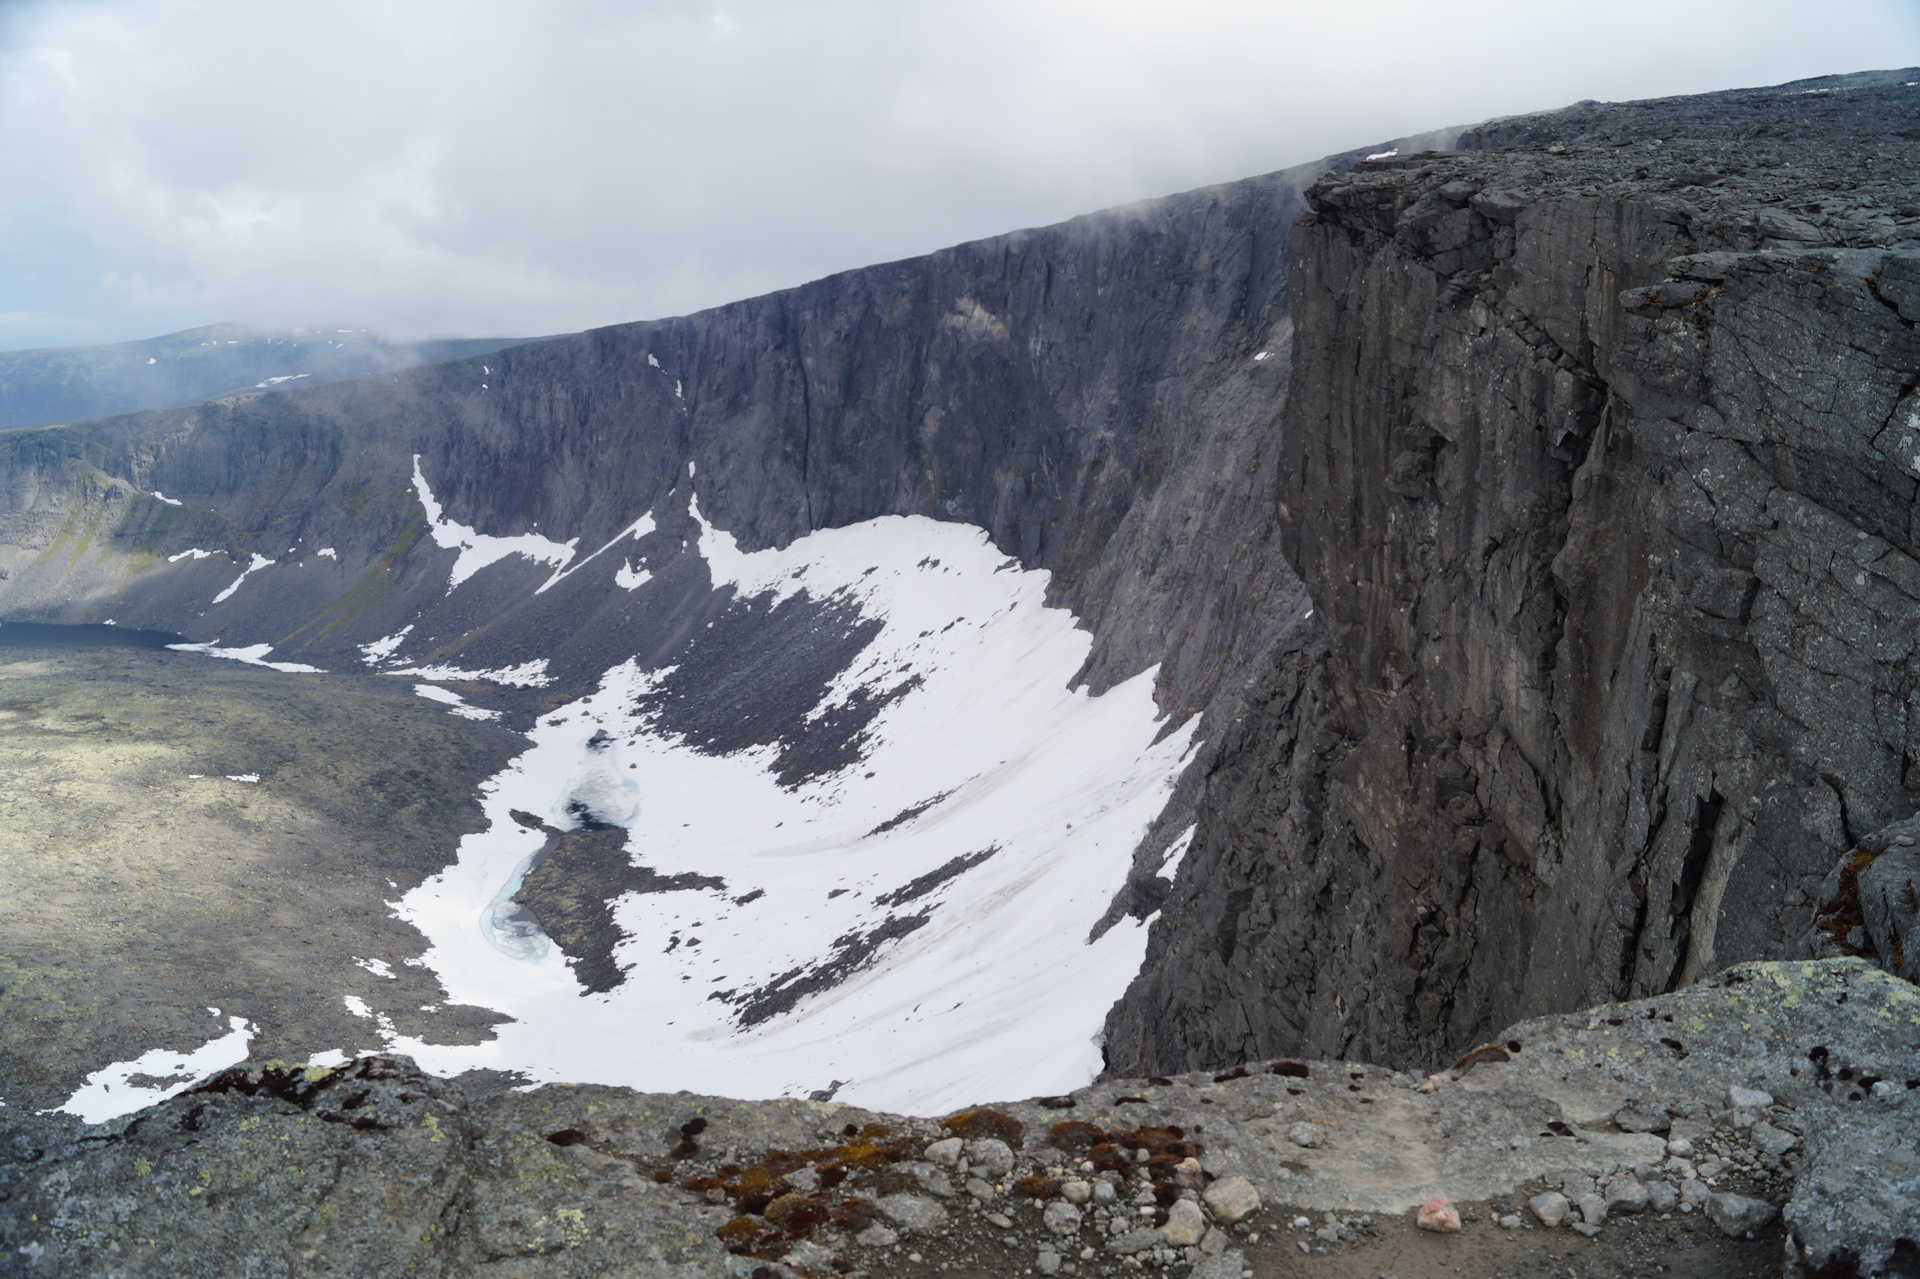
[2,963,1903,1276]
[1416,1197,1461,1232]
[1813,814,1920,983]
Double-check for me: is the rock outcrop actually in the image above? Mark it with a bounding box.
[1108,68,1920,1074]
[3,959,1912,1277]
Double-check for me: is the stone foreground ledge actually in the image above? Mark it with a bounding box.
[1,959,1913,1278]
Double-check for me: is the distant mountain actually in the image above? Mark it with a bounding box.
[0,323,536,430]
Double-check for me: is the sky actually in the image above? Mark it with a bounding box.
[1,0,1917,352]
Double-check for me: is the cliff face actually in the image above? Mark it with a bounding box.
[1108,71,1920,1070]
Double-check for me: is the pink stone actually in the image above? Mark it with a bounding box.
[1417,1197,1462,1233]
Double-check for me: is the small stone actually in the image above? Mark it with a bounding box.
[1061,1179,1091,1204]
[1680,1179,1712,1210]
[855,1224,899,1248]
[1705,1192,1777,1238]
[1646,1181,1679,1213]
[877,1193,949,1232]
[1416,1197,1461,1232]
[1173,1156,1204,1188]
[1106,1227,1163,1255]
[986,1212,1013,1229]
[1200,1227,1229,1256]
[1727,1085,1774,1110]
[1161,1199,1207,1247]
[1202,1176,1261,1224]
[1528,1192,1569,1227]
[1092,1180,1117,1205]
[1287,1122,1323,1149]
[1044,1201,1084,1236]
[1749,1122,1798,1158]
[1497,1214,1521,1229]
[1666,1136,1694,1158]
[924,1137,964,1167]
[1188,1249,1248,1279]
[1037,1251,1063,1276]
[1571,1222,1603,1238]
[966,1138,1015,1179]
[1576,1193,1608,1227]
[966,1177,997,1201]
[1604,1179,1649,1215]
[1872,1079,1904,1101]
[1612,1105,1670,1134]
[782,1240,836,1272]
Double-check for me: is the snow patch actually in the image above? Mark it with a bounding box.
[314,547,337,560]
[614,560,653,590]
[359,625,413,666]
[413,455,577,591]
[167,548,216,562]
[1365,148,1399,160]
[151,491,183,506]
[355,958,397,980]
[306,1049,350,1068]
[392,660,553,688]
[254,373,310,388]
[413,683,502,721]
[1159,824,1197,879]
[535,512,657,595]
[390,511,1196,1115]
[225,773,260,783]
[167,641,324,674]
[56,1013,254,1124]
[211,553,275,604]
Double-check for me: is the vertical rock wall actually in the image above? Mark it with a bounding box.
[1109,74,1920,1072]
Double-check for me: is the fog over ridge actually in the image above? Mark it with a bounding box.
[1,0,1916,350]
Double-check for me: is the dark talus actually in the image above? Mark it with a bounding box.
[1106,68,1920,1073]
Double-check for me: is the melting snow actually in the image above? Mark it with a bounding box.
[392,660,553,688]
[254,374,311,388]
[535,513,657,595]
[167,548,216,562]
[225,773,260,783]
[390,509,1196,1115]
[211,553,276,604]
[359,625,413,665]
[151,491,183,506]
[614,560,653,590]
[355,958,397,980]
[315,547,338,560]
[167,642,324,674]
[1365,148,1399,161]
[413,682,503,721]
[57,1012,254,1124]
[413,455,577,591]
[307,1049,350,1068]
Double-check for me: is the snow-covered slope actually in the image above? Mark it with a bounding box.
[376,483,1195,1113]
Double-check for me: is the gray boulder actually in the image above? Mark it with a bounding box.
[1706,1192,1778,1239]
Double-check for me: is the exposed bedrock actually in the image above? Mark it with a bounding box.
[1109,71,1920,1072]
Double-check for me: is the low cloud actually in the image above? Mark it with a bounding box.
[1,0,1915,348]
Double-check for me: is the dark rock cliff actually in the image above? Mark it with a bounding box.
[1107,70,1920,1071]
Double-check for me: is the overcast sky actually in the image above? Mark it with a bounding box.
[2,0,1917,351]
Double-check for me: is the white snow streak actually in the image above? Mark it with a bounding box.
[167,641,324,673]
[151,491,183,506]
[167,548,215,562]
[413,683,503,721]
[535,512,657,595]
[391,511,1195,1115]
[359,625,413,665]
[57,1013,254,1124]
[412,455,577,591]
[211,553,275,603]
[392,660,553,687]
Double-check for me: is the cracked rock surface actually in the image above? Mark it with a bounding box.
[3,960,1912,1277]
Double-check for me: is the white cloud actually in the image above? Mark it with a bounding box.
[0,0,1914,349]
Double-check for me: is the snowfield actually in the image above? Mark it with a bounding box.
[387,501,1196,1115]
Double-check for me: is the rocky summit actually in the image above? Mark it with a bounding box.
[3,67,1920,1279]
